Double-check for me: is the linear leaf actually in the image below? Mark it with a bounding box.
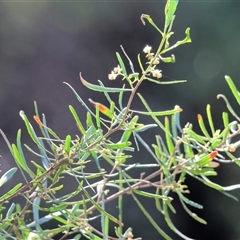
[165,0,179,30]
[177,191,203,209]
[179,197,207,224]
[116,52,127,77]
[69,105,86,135]
[16,129,36,179]
[225,75,240,105]
[145,77,186,85]
[79,72,131,92]
[197,114,210,138]
[0,183,22,201]
[133,189,172,201]
[131,192,171,239]
[206,104,215,136]
[165,117,175,156]
[83,188,123,226]
[0,168,17,187]
[131,107,182,116]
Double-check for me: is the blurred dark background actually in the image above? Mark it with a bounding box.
[1,1,240,239]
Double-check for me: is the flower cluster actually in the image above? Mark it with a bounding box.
[108,65,122,80]
[143,45,162,79]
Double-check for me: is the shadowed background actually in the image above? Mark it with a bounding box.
[1,1,240,239]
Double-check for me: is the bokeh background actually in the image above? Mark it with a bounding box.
[1,1,240,239]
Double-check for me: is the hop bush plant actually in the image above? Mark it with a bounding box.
[1,0,240,239]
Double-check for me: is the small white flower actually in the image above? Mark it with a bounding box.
[28,232,40,240]
[96,180,104,195]
[152,57,160,65]
[143,45,152,53]
[151,69,162,79]
[146,52,154,60]
[113,65,122,74]
[108,71,117,80]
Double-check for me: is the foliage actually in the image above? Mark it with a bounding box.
[1,0,240,239]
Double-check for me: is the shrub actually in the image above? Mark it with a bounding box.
[1,1,240,239]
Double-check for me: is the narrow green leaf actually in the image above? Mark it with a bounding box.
[206,104,215,136]
[158,54,175,63]
[221,191,238,202]
[118,86,125,110]
[131,107,182,116]
[12,144,27,172]
[53,165,68,183]
[16,129,35,179]
[225,75,240,105]
[104,141,131,149]
[145,77,186,85]
[79,72,131,92]
[210,138,222,150]
[31,160,45,174]
[116,52,127,77]
[163,202,202,240]
[135,124,157,133]
[202,179,224,191]
[119,116,139,143]
[131,192,171,239]
[217,94,240,122]
[176,27,191,45]
[89,98,115,120]
[200,170,217,177]
[160,28,191,54]
[118,172,123,236]
[129,73,139,79]
[65,135,71,155]
[218,124,230,142]
[152,144,163,166]
[166,200,176,214]
[155,189,162,212]
[0,183,22,201]
[110,101,115,116]
[185,128,207,145]
[177,191,203,209]
[0,168,17,187]
[137,53,144,73]
[137,93,180,133]
[40,114,61,143]
[35,203,68,213]
[51,215,69,225]
[95,103,101,129]
[140,14,163,36]
[69,105,86,135]
[197,114,210,138]
[98,80,113,103]
[64,82,95,117]
[222,112,229,128]
[179,197,207,224]
[197,151,218,167]
[83,188,123,226]
[83,231,103,240]
[104,215,109,240]
[165,117,175,155]
[112,107,127,126]
[165,0,178,30]
[183,137,195,159]
[133,189,172,201]
[86,112,95,129]
[6,203,16,218]
[70,203,80,216]
[19,111,40,145]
